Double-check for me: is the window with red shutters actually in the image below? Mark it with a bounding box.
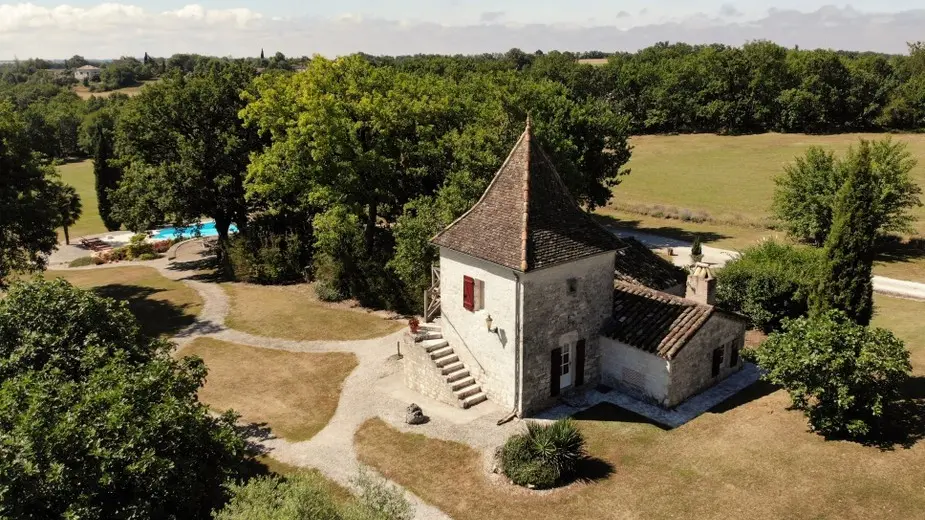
[463,276,475,311]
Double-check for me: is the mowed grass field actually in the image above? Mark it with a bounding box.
[604,133,925,281]
[614,133,925,230]
[222,283,404,342]
[56,159,109,242]
[355,295,925,520]
[176,338,358,442]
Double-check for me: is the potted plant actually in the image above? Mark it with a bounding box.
[408,317,420,334]
[690,235,703,264]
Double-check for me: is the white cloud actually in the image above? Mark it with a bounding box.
[0,3,923,59]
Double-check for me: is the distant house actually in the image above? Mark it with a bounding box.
[74,65,101,81]
[403,119,747,415]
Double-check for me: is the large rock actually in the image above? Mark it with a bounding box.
[405,403,427,425]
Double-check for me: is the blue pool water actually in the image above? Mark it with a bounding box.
[151,221,238,240]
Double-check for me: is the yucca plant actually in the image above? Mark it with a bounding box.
[526,419,587,479]
[500,418,587,488]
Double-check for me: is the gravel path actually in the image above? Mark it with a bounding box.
[611,228,925,302]
[55,248,519,520]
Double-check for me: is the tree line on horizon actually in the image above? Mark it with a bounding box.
[4,39,925,310]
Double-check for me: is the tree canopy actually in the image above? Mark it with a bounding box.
[0,279,248,519]
[241,55,631,305]
[774,137,921,245]
[0,101,61,284]
[756,309,910,439]
[113,61,262,245]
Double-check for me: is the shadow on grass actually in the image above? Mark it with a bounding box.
[875,236,925,265]
[709,379,779,414]
[861,376,925,451]
[165,244,229,283]
[574,402,672,431]
[593,214,732,246]
[91,284,197,337]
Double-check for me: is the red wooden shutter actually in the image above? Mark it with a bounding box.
[463,276,475,311]
[550,348,562,397]
[575,340,586,387]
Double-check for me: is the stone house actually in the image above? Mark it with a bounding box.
[74,65,101,81]
[403,120,746,416]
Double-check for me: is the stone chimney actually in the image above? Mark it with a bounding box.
[686,263,717,305]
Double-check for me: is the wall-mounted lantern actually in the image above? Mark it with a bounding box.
[486,314,498,333]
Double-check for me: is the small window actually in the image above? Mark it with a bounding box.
[462,276,484,312]
[711,347,724,377]
[561,352,571,375]
[566,278,578,295]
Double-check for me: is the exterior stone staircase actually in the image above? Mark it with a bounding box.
[418,321,487,409]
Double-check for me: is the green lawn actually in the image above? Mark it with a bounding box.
[615,133,925,231]
[603,133,925,282]
[56,159,109,242]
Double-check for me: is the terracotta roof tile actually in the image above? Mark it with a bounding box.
[432,120,623,272]
[605,281,715,360]
[614,237,687,291]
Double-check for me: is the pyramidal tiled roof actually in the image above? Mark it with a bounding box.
[432,119,624,272]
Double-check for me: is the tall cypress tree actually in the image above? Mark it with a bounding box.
[810,140,877,325]
[93,124,122,231]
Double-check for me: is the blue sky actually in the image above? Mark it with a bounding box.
[2,2,924,58]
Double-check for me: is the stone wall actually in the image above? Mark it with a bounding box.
[439,248,519,409]
[401,332,460,407]
[599,337,671,405]
[666,312,746,408]
[519,252,616,416]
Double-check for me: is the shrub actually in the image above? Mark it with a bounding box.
[499,419,586,489]
[690,235,702,256]
[216,470,414,520]
[715,240,822,332]
[108,247,127,261]
[350,468,415,520]
[137,252,159,261]
[151,240,172,254]
[129,233,148,244]
[227,232,307,285]
[68,256,94,267]
[755,310,911,439]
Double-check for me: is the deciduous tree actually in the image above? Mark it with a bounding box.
[0,279,248,519]
[755,310,910,439]
[0,101,60,284]
[114,61,261,250]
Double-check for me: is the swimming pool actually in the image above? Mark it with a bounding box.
[151,221,239,241]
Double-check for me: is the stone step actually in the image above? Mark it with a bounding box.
[454,383,482,400]
[415,331,444,342]
[429,346,454,360]
[445,368,470,383]
[419,321,442,331]
[462,392,488,409]
[421,339,448,352]
[434,354,459,368]
[440,361,465,375]
[450,376,476,391]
